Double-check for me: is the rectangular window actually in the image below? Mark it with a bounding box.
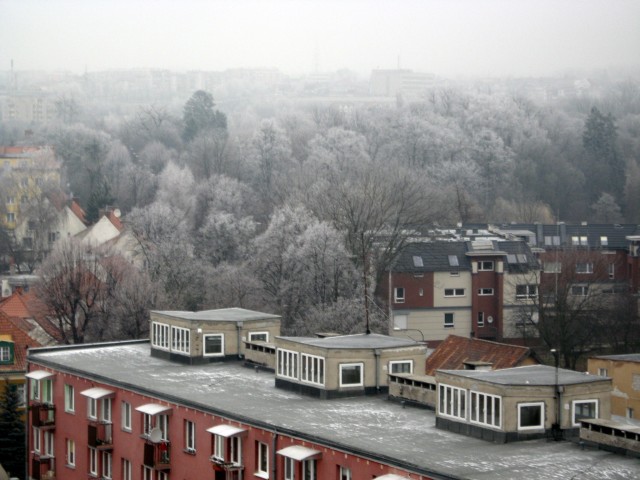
[66,438,76,466]
[102,451,112,479]
[213,434,225,461]
[6,213,15,223]
[64,384,75,413]
[627,407,634,419]
[185,420,196,452]
[122,401,131,431]
[543,262,561,273]
[340,363,363,387]
[576,262,594,274]
[444,288,465,297]
[339,466,352,480]
[143,465,153,480]
[249,331,269,342]
[389,360,413,374]
[544,235,560,246]
[444,312,454,328]
[516,284,538,299]
[88,397,97,420]
[450,271,460,277]
[478,261,494,271]
[101,398,112,423]
[302,459,316,480]
[608,264,615,279]
[518,402,544,430]
[143,413,153,436]
[600,236,608,246]
[6,195,15,204]
[478,288,494,296]
[438,384,466,420]
[0,346,11,362]
[572,400,598,426]
[477,312,484,327]
[571,285,589,296]
[171,326,191,354]
[158,414,169,441]
[284,457,295,480]
[469,391,501,428]
[203,334,224,356]
[89,447,98,475]
[256,441,269,477]
[276,349,299,380]
[122,459,132,480]
[230,435,242,465]
[44,430,54,457]
[393,314,407,330]
[301,353,325,386]
[151,322,170,349]
[598,368,608,377]
[394,287,405,303]
[33,427,41,453]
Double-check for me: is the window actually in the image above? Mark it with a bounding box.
[66,439,76,466]
[88,397,97,419]
[544,235,560,246]
[16,384,25,407]
[571,236,588,246]
[389,360,413,374]
[122,459,131,480]
[393,314,407,330]
[44,430,54,457]
[608,263,615,279]
[213,433,225,461]
[438,384,466,420]
[64,384,74,412]
[444,288,465,297]
[597,368,608,377]
[450,271,460,277]
[230,435,242,465]
[185,420,196,453]
[340,363,363,387]
[143,413,153,436]
[157,472,168,480]
[171,326,190,354]
[301,353,325,386]
[518,402,544,430]
[89,447,98,476]
[48,231,58,243]
[0,345,13,363]
[249,331,269,342]
[102,451,112,479]
[470,391,501,428]
[600,236,608,246]
[444,312,454,328]
[302,459,316,480]
[158,414,169,441]
[143,465,153,480]
[203,334,224,356]
[448,255,459,267]
[627,407,634,419]
[478,260,494,271]
[573,400,598,426]
[284,457,295,480]
[6,195,15,204]
[256,441,269,478]
[339,466,352,480]
[277,349,299,380]
[6,213,15,223]
[478,288,494,296]
[571,285,589,296]
[102,398,112,422]
[394,287,405,303]
[576,262,593,274]
[33,427,41,453]
[413,255,424,267]
[516,284,538,299]
[122,401,131,431]
[477,312,484,327]
[543,262,561,273]
[151,322,170,349]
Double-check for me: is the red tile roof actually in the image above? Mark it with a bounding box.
[0,290,63,343]
[0,311,42,373]
[424,335,539,376]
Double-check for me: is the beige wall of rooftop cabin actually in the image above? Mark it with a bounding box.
[588,357,640,419]
[433,271,471,307]
[403,309,472,342]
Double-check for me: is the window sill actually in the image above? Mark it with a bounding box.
[65,464,76,469]
[183,448,196,455]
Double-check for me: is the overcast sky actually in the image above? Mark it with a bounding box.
[1,0,639,78]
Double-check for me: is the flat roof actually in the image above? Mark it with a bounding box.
[591,353,640,363]
[28,342,637,480]
[439,365,609,386]
[151,308,281,322]
[277,333,421,349]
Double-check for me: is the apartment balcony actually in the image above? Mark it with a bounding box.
[88,421,113,450]
[144,441,171,471]
[30,403,56,429]
[30,455,54,480]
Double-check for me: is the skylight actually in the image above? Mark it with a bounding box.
[448,255,459,267]
[412,256,424,267]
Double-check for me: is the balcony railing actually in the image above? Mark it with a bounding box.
[30,456,53,480]
[31,403,56,428]
[88,422,113,450]
[144,441,171,471]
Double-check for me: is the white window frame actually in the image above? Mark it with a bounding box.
[0,346,11,362]
[339,363,363,387]
[544,261,562,273]
[469,391,501,428]
[89,447,98,476]
[477,311,484,327]
[389,360,413,374]
[393,314,407,330]
[339,466,352,480]
[151,322,170,350]
[158,413,169,441]
[230,435,242,466]
[301,353,325,386]
[203,333,224,357]
[571,285,589,296]
[444,288,465,297]
[249,331,269,342]
[478,260,494,271]
[143,465,153,480]
[213,434,225,462]
[517,402,545,431]
[122,459,131,480]
[88,397,97,420]
[608,263,615,279]
[64,384,75,413]
[302,459,316,480]
[444,312,454,328]
[44,430,54,457]
[185,420,196,453]
[171,325,191,355]
[66,438,76,466]
[143,413,153,436]
[102,451,113,479]
[122,401,132,431]
[394,287,405,303]
[438,384,466,420]
[256,441,269,478]
[284,456,295,480]
[277,349,299,380]
[33,426,41,453]
[597,368,608,377]
[516,284,538,299]
[572,399,598,426]
[576,262,594,274]
[101,397,112,423]
[478,288,494,296]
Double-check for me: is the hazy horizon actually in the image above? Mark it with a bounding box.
[1,0,639,78]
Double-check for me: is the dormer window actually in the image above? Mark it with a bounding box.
[478,261,494,271]
[0,343,14,364]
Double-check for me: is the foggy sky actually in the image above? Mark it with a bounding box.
[1,0,639,78]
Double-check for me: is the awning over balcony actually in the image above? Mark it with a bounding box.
[80,387,115,399]
[206,424,248,437]
[25,370,55,380]
[135,403,172,415]
[374,475,410,480]
[277,445,322,461]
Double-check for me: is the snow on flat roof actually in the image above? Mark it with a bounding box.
[28,343,638,480]
[439,365,608,386]
[152,308,281,322]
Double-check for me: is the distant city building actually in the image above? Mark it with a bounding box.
[369,69,435,97]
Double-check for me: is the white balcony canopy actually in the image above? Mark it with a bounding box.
[135,403,172,415]
[206,424,247,437]
[80,387,115,399]
[277,445,322,461]
[374,475,410,480]
[25,370,55,380]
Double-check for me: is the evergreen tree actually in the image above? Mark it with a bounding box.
[0,381,26,480]
[182,90,227,143]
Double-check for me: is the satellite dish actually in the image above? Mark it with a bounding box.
[487,316,494,324]
[149,428,162,443]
